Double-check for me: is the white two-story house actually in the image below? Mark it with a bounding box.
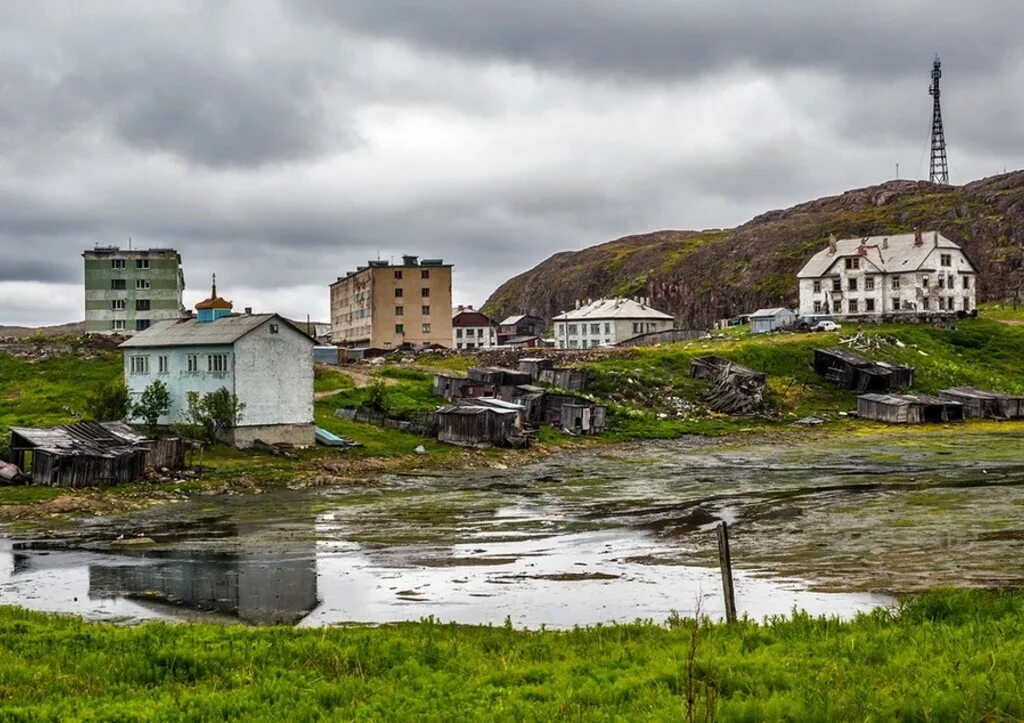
[119,283,315,447]
[797,231,977,321]
[552,297,674,349]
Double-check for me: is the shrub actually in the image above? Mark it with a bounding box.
[84,380,130,422]
[132,379,171,428]
[181,388,246,443]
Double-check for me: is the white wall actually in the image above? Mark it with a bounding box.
[453,325,498,349]
[553,318,673,348]
[124,344,236,425]
[233,321,314,427]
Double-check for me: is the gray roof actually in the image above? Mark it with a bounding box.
[797,232,973,278]
[120,314,311,348]
[553,298,673,322]
[750,307,794,318]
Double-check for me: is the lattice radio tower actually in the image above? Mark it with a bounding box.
[928,55,949,184]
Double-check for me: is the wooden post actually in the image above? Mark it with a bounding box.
[717,521,737,623]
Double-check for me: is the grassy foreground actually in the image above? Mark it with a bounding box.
[1,591,1023,719]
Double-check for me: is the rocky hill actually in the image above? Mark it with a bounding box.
[482,172,1024,328]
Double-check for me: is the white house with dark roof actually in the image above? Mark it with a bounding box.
[797,231,977,321]
[552,298,674,349]
[119,283,314,447]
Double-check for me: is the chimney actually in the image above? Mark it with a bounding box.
[575,299,581,309]
[244,307,252,315]
[827,234,837,253]
[882,237,888,249]
[933,231,939,247]
[914,228,924,246]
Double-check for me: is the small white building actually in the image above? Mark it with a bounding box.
[749,307,796,334]
[119,285,315,447]
[552,298,674,349]
[797,231,977,321]
[452,307,499,350]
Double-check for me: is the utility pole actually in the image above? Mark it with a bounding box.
[929,55,949,184]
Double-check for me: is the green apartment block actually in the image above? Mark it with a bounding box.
[83,247,185,335]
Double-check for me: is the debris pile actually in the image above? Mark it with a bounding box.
[690,356,767,415]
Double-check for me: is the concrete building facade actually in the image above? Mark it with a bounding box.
[552,298,674,349]
[83,246,185,335]
[329,256,453,349]
[120,292,314,447]
[797,231,977,321]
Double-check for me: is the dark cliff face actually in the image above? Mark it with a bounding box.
[481,171,1024,328]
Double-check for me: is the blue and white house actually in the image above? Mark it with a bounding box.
[119,281,315,447]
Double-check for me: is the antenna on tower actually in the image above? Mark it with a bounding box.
[928,55,949,184]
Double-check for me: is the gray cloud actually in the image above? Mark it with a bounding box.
[0,1,1022,326]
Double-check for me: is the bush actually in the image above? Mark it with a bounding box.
[132,379,171,428]
[84,380,130,422]
[181,388,246,443]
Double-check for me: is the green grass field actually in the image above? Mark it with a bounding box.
[1,590,1023,719]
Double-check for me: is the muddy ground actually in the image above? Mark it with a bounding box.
[2,428,1022,626]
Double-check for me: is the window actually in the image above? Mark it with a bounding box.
[421,287,430,297]
[187,355,198,372]
[111,279,126,290]
[865,299,875,312]
[421,305,430,315]
[111,299,126,311]
[395,323,405,334]
[568,324,578,335]
[892,297,901,311]
[813,301,822,314]
[590,323,600,334]
[112,320,126,331]
[938,276,945,289]
[129,356,149,374]
[922,298,930,310]
[865,276,875,291]
[604,322,611,334]
[632,322,640,333]
[135,299,151,311]
[941,253,952,267]
[395,305,404,316]
[831,279,841,292]
[848,299,859,313]
[892,277,901,290]
[394,270,403,279]
[963,275,971,289]
[832,301,842,314]
[476,328,484,336]
[158,355,168,373]
[848,278,858,292]
[136,259,149,269]
[581,324,588,335]
[421,323,431,334]
[845,257,860,270]
[269,323,279,334]
[136,279,150,290]
[208,353,229,373]
[813,280,821,293]
[421,270,429,279]
[111,259,126,269]
[135,319,150,331]
[395,288,403,298]
[456,328,463,338]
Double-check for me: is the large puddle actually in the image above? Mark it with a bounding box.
[2,430,1022,627]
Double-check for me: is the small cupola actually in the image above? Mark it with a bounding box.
[195,273,233,322]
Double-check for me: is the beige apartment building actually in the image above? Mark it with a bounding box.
[330,256,453,349]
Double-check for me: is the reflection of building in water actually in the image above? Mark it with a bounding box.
[87,535,319,625]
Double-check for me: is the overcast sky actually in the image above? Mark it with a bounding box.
[1,1,1022,326]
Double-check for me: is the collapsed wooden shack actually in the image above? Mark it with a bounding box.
[511,384,547,425]
[8,421,185,487]
[858,393,965,424]
[517,357,554,380]
[938,387,1024,419]
[689,356,767,414]
[560,403,607,435]
[436,405,522,447]
[813,348,914,392]
[537,367,588,392]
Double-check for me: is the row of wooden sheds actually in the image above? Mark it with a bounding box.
[7,421,185,487]
[858,387,1024,424]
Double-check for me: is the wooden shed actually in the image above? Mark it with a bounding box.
[813,348,914,392]
[857,393,965,424]
[538,367,588,391]
[436,405,520,447]
[8,421,184,487]
[517,357,554,380]
[511,385,547,425]
[560,404,607,435]
[938,387,1024,419]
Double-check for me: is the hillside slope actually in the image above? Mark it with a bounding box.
[482,171,1024,328]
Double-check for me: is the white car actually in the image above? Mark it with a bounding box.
[813,320,842,332]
